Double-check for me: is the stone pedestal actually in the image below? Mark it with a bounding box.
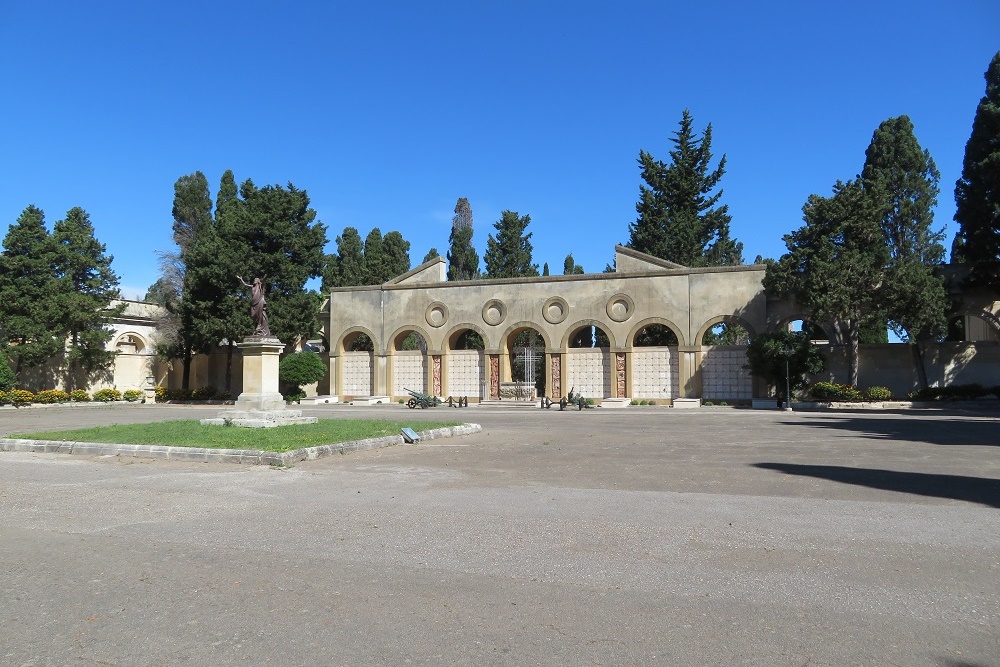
[201,337,317,428]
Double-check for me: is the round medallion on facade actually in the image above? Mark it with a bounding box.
[606,293,635,322]
[425,302,449,328]
[482,299,507,326]
[542,296,569,324]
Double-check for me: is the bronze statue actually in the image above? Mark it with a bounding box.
[237,275,271,337]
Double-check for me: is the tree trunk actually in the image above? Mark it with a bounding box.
[182,344,192,390]
[225,341,234,394]
[848,319,860,387]
[911,342,929,389]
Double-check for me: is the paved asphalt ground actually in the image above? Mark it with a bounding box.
[1,403,998,667]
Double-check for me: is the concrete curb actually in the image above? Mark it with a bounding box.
[0,423,483,465]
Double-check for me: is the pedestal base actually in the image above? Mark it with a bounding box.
[201,406,318,428]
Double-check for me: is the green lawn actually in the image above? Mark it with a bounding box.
[10,419,463,453]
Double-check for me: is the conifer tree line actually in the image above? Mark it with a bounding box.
[0,205,123,390]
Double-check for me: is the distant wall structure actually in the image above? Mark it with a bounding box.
[322,246,768,402]
[320,246,1000,403]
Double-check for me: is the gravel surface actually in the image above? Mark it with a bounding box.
[1,403,998,666]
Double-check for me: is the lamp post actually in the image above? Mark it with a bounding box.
[780,346,794,412]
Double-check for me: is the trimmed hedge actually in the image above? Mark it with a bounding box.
[35,389,70,404]
[809,382,863,401]
[123,389,144,402]
[908,384,997,401]
[70,389,91,402]
[93,388,122,402]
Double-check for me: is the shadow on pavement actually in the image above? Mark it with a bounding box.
[779,414,1000,447]
[753,462,1000,509]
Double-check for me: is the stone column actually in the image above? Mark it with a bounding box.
[677,345,703,398]
[235,336,285,411]
[614,351,627,399]
[431,355,442,396]
[489,354,500,399]
[549,352,562,399]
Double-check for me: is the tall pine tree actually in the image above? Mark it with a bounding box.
[52,207,124,390]
[861,115,947,386]
[484,210,539,279]
[954,51,1000,290]
[0,205,63,380]
[627,110,743,266]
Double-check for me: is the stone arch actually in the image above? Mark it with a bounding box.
[772,315,832,342]
[444,322,491,351]
[945,306,1000,342]
[389,324,432,353]
[695,315,757,346]
[113,331,149,354]
[560,319,617,351]
[627,317,686,348]
[337,326,379,354]
[500,321,551,351]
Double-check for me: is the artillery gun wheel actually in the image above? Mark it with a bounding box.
[407,398,417,409]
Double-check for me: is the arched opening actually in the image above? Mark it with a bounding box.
[343,331,374,352]
[340,330,375,397]
[633,323,679,347]
[568,323,611,348]
[447,327,486,399]
[507,327,545,396]
[450,329,485,350]
[946,313,1000,342]
[702,321,751,346]
[564,323,610,400]
[395,330,427,352]
[785,319,829,343]
[393,328,428,398]
[631,323,680,400]
[115,333,147,354]
[700,318,752,401]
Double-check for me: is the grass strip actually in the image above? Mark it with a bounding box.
[10,419,463,453]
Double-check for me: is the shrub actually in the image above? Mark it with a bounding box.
[8,389,35,406]
[70,389,91,402]
[155,385,167,401]
[191,386,218,401]
[908,384,992,401]
[282,389,306,403]
[0,390,7,405]
[864,386,892,401]
[809,382,863,401]
[744,331,826,400]
[35,389,70,404]
[123,389,144,402]
[279,351,328,389]
[93,388,122,402]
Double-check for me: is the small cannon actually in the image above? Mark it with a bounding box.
[404,387,441,409]
[539,387,588,411]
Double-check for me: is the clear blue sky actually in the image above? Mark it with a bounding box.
[2,1,998,299]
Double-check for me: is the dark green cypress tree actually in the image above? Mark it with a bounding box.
[363,227,389,284]
[563,254,584,275]
[422,248,440,263]
[52,207,124,390]
[325,227,365,288]
[484,210,539,279]
[0,205,63,380]
[383,231,411,279]
[447,197,480,280]
[955,51,1000,289]
[627,110,743,266]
